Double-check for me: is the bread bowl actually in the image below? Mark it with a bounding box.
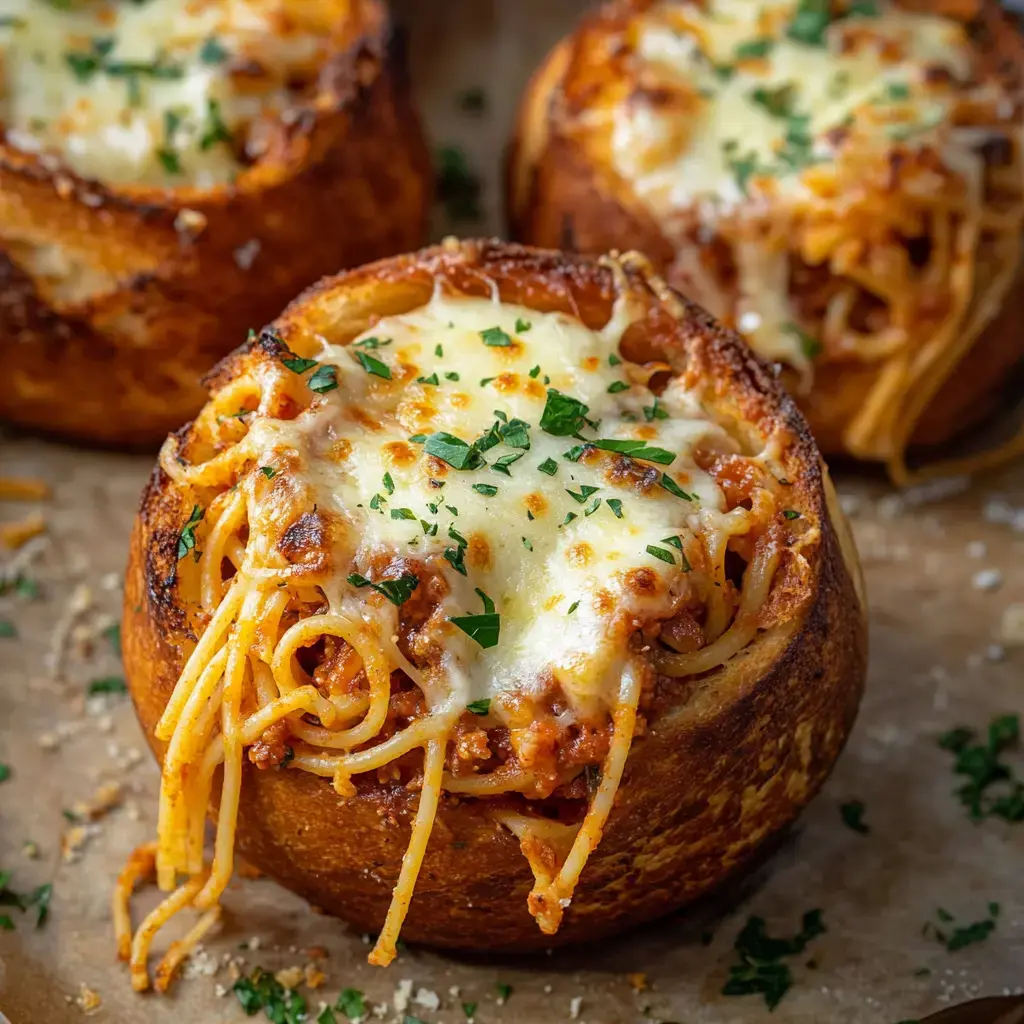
[119,238,866,991]
[509,0,1024,483]
[0,0,430,447]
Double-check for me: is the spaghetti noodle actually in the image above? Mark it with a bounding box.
[118,274,805,989]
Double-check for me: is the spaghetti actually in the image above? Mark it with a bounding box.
[117,275,806,989]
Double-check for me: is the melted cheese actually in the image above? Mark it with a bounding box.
[0,0,330,186]
[246,293,743,723]
[609,0,991,370]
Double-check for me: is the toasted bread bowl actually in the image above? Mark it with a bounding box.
[0,0,430,448]
[120,238,866,990]
[509,0,1024,483]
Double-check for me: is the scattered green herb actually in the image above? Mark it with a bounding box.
[538,458,559,477]
[515,318,532,333]
[281,353,318,374]
[782,509,801,520]
[233,968,307,1023]
[607,380,630,394]
[722,910,826,1010]
[88,677,127,696]
[0,621,16,639]
[840,799,869,834]
[177,504,205,560]
[346,572,420,607]
[659,474,693,501]
[481,326,513,347]
[335,987,367,1018]
[606,498,624,519]
[451,591,500,649]
[591,439,675,465]
[928,903,1000,952]
[259,466,276,479]
[938,714,1023,822]
[417,373,439,385]
[467,698,491,715]
[198,36,229,64]
[522,537,533,551]
[540,389,590,436]
[423,432,486,471]
[735,37,775,60]
[566,484,600,504]
[354,351,391,380]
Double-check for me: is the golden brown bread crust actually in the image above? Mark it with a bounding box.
[122,239,867,950]
[507,0,1024,477]
[0,0,431,449]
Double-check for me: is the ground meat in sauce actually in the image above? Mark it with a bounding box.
[248,719,291,769]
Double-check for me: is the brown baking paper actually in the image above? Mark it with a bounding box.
[2,2,1024,1021]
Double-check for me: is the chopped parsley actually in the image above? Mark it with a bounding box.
[782,509,801,520]
[938,714,1023,822]
[491,452,525,476]
[87,677,127,695]
[522,537,533,551]
[840,799,869,834]
[515,318,532,333]
[382,472,395,495]
[645,544,676,565]
[608,353,622,366]
[233,968,306,1023]
[346,572,419,607]
[434,344,444,357]
[606,380,630,394]
[786,0,832,46]
[466,698,491,715]
[451,591,500,649]
[560,512,577,527]
[177,504,205,560]
[659,474,694,501]
[0,873,52,929]
[281,353,318,374]
[722,910,826,1010]
[644,398,669,422]
[0,765,8,783]
[480,326,513,347]
[528,365,541,378]
[537,458,558,476]
[259,466,276,479]
[462,1003,478,1019]
[540,389,590,436]
[606,498,624,519]
[928,903,1000,952]
[0,621,16,639]
[198,36,229,65]
[883,81,911,102]
[199,99,233,151]
[353,350,391,380]
[566,600,580,615]
[423,432,486,471]
[750,83,796,119]
[353,336,391,349]
[445,371,461,381]
[444,545,467,576]
[584,498,602,517]
[735,37,775,60]
[566,484,600,504]
[472,483,498,496]
[390,508,417,521]
[591,439,675,465]
[335,987,367,1018]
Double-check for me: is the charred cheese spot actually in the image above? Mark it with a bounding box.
[581,356,601,372]
[328,439,353,463]
[467,534,492,571]
[493,372,523,394]
[622,566,660,599]
[349,407,384,432]
[565,542,594,568]
[382,440,418,468]
[449,392,472,409]
[524,492,549,517]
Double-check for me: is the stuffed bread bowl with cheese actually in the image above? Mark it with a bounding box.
[0,0,430,447]
[509,0,1024,483]
[119,239,866,991]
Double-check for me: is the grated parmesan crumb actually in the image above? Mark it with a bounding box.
[413,988,440,1011]
[393,978,414,1012]
[569,995,583,1019]
[274,966,304,990]
[74,983,102,1014]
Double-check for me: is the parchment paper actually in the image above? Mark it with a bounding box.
[2,3,1024,1021]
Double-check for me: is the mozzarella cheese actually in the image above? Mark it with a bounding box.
[609,0,993,370]
[0,0,329,186]
[245,292,748,723]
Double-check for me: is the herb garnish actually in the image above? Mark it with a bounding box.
[259,466,276,479]
[233,968,307,1023]
[538,458,558,476]
[198,36,229,65]
[515,318,532,333]
[644,398,668,422]
[566,484,600,504]
[722,910,826,1010]
[472,484,498,496]
[347,572,420,607]
[606,498,624,519]
[645,544,675,565]
[659,474,693,501]
[417,373,439,385]
[782,509,801,520]
[335,987,367,1018]
[480,326,513,347]
[592,439,675,465]
[938,714,1023,822]
[466,698,491,715]
[607,380,630,394]
[353,336,391,349]
[735,38,775,60]
[451,590,500,649]
[540,389,590,436]
[840,799,869,834]
[928,903,1000,952]
[281,353,318,374]
[354,350,391,380]
[199,99,233,151]
[0,872,52,929]
[787,0,832,46]
[423,432,486,470]
[0,765,9,783]
[0,621,16,639]
[88,677,127,695]
[177,504,205,560]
